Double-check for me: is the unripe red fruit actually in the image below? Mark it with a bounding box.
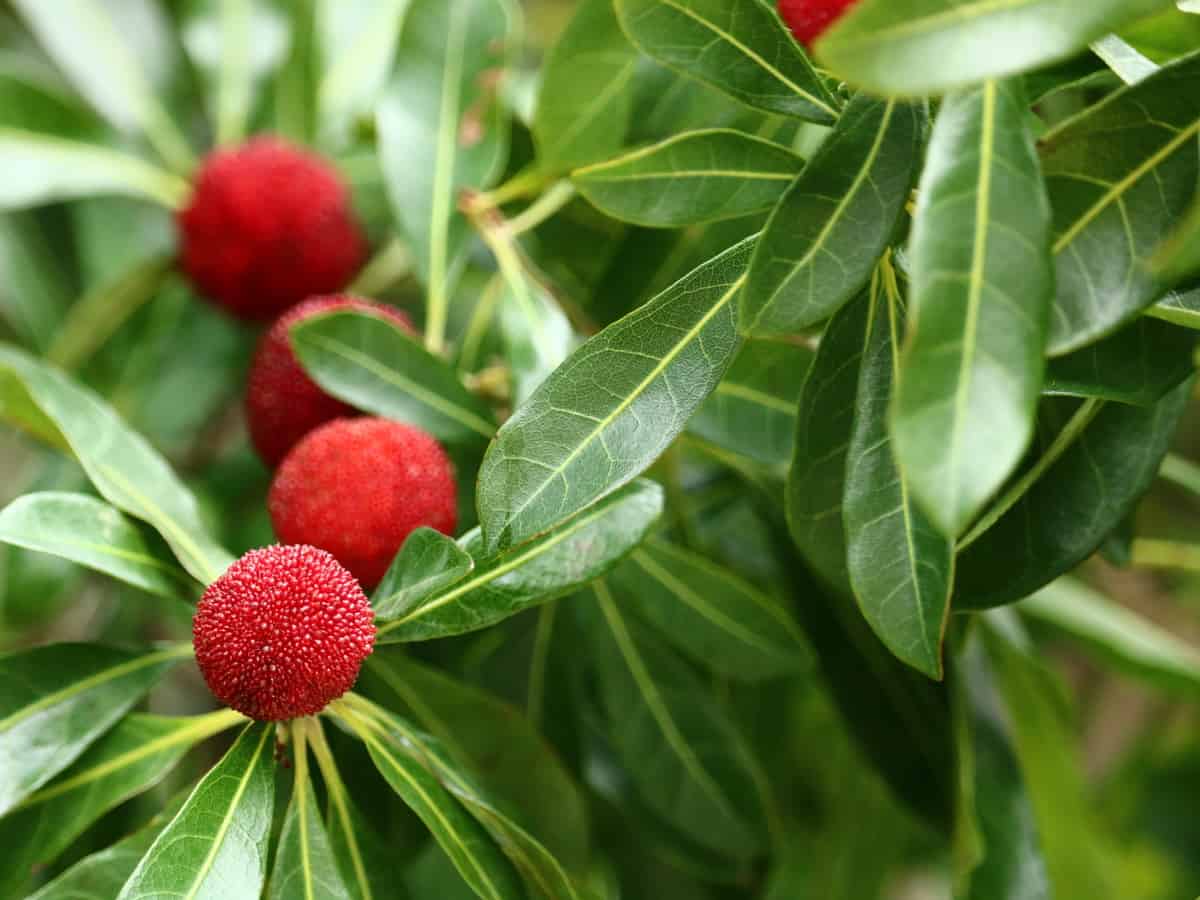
[177,137,366,321]
[268,418,458,588]
[778,0,861,48]
[245,295,415,467]
[192,544,375,721]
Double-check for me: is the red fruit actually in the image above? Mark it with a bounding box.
[192,544,375,721]
[246,295,414,467]
[268,418,458,588]
[778,0,860,47]
[177,137,366,321]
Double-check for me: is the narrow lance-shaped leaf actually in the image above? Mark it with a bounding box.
[373,527,475,621]
[494,262,575,406]
[614,0,839,124]
[740,94,921,338]
[1041,50,1200,354]
[0,345,236,584]
[290,308,498,445]
[477,235,751,553]
[116,723,276,900]
[609,539,812,681]
[0,492,192,601]
[0,643,190,816]
[816,0,1175,97]
[573,129,804,228]
[845,273,953,679]
[893,78,1052,537]
[534,0,637,172]
[378,479,663,642]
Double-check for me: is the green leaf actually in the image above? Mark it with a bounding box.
[534,0,637,172]
[1041,50,1200,354]
[0,642,190,816]
[273,0,318,143]
[893,79,1052,537]
[1153,191,1200,284]
[0,709,243,898]
[0,345,236,584]
[1091,33,1159,84]
[11,0,194,171]
[687,339,811,468]
[348,707,526,900]
[816,0,1175,97]
[739,95,921,338]
[573,129,803,228]
[845,275,953,679]
[377,479,663,642]
[1021,578,1200,695]
[0,56,98,136]
[955,382,1191,609]
[1146,281,1200,328]
[0,129,189,210]
[0,210,73,352]
[614,0,838,124]
[290,308,498,445]
[577,582,774,859]
[0,491,191,601]
[373,527,475,621]
[1044,317,1196,405]
[494,263,575,406]
[270,778,354,900]
[378,0,517,349]
[981,616,1115,899]
[609,539,811,681]
[477,236,751,553]
[786,290,870,592]
[116,723,276,899]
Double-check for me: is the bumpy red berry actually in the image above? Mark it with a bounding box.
[177,137,366,321]
[246,295,414,467]
[778,0,860,47]
[192,544,375,721]
[268,418,458,587]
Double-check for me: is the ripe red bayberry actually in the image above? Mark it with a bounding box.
[268,418,458,588]
[778,0,861,48]
[177,137,366,321]
[192,544,375,721]
[246,295,414,467]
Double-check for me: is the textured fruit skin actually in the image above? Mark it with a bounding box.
[246,295,414,467]
[269,418,458,587]
[778,0,860,47]
[177,137,366,321]
[193,544,375,721]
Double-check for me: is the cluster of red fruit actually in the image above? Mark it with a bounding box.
[179,138,456,721]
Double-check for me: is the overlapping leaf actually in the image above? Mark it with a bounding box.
[270,774,353,900]
[373,527,475,621]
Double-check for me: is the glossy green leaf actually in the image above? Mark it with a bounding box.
[1153,192,1200,284]
[578,582,774,859]
[816,0,1175,97]
[378,479,663,642]
[0,129,189,210]
[614,0,838,124]
[894,79,1052,537]
[1091,34,1159,84]
[1044,317,1196,405]
[362,650,591,872]
[350,708,526,900]
[955,383,1191,609]
[495,263,575,406]
[0,643,190,816]
[0,345,236,584]
[373,527,475,621]
[609,539,811,681]
[11,0,194,170]
[270,779,354,900]
[740,95,921,337]
[573,129,803,228]
[1147,282,1200,328]
[326,781,408,900]
[845,278,953,679]
[786,290,870,592]
[0,56,97,137]
[378,0,516,344]
[1041,50,1200,354]
[0,709,243,898]
[290,308,498,445]
[116,723,276,899]
[477,236,751,553]
[0,211,74,352]
[687,339,811,468]
[534,0,637,172]
[0,491,191,601]
[273,0,318,143]
[1021,578,1200,695]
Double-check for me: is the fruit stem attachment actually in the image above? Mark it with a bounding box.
[506,181,576,236]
